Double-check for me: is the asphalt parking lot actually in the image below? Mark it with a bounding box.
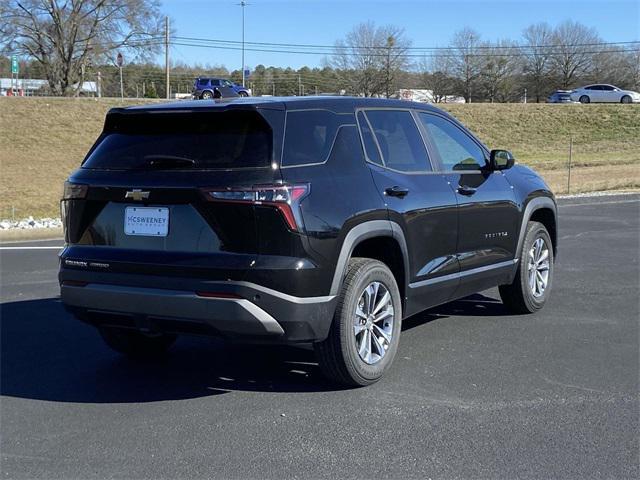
[1,194,638,479]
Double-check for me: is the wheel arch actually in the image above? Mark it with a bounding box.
[329,221,409,305]
[516,197,558,259]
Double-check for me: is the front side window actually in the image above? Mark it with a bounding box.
[364,110,431,172]
[418,114,486,171]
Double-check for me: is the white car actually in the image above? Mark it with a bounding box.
[570,84,640,104]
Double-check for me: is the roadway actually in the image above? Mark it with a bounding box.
[1,194,638,479]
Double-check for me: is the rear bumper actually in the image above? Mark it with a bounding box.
[60,273,337,343]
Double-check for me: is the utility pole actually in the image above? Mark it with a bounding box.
[298,74,301,96]
[165,16,170,99]
[97,71,102,98]
[385,36,394,99]
[239,1,248,87]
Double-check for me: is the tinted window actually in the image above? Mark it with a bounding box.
[364,110,431,172]
[83,110,272,170]
[357,111,383,166]
[601,85,614,91]
[197,78,209,86]
[418,114,486,171]
[282,110,342,166]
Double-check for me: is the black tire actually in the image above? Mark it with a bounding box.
[238,91,249,97]
[201,90,213,100]
[314,258,402,387]
[621,95,632,104]
[98,327,176,358]
[579,95,590,104]
[499,221,554,314]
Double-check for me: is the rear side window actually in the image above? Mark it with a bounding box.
[282,110,342,166]
[83,110,272,170]
[356,111,383,166]
[364,110,431,172]
[418,113,486,171]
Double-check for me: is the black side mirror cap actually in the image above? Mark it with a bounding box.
[490,150,515,170]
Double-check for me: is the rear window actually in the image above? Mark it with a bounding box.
[83,110,272,170]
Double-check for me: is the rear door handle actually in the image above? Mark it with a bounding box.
[457,185,477,196]
[385,186,410,198]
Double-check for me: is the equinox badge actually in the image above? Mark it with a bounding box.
[125,189,150,201]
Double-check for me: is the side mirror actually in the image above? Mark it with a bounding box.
[490,150,515,170]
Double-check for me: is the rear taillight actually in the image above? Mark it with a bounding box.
[62,181,88,200]
[201,184,310,232]
[61,182,88,242]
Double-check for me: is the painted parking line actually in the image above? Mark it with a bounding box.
[559,199,639,208]
[0,246,63,250]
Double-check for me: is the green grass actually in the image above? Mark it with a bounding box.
[1,98,638,218]
[440,103,640,169]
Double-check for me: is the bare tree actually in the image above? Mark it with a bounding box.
[522,22,553,102]
[551,20,601,89]
[481,40,521,103]
[331,22,411,97]
[623,48,640,90]
[449,28,483,102]
[420,52,455,102]
[0,0,163,96]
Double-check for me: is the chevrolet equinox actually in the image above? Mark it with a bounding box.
[60,97,557,386]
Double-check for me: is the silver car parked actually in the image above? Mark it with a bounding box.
[570,84,640,104]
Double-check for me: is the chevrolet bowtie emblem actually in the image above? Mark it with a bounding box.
[124,189,150,201]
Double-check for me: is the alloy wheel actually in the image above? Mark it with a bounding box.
[353,281,394,365]
[528,237,550,298]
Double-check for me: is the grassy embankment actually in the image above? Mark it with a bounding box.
[1,97,638,219]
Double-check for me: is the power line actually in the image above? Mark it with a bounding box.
[174,35,639,51]
[170,41,639,58]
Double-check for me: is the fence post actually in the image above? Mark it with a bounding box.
[567,136,573,194]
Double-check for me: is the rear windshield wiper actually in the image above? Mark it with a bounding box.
[143,155,196,169]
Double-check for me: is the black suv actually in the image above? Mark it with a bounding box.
[60,97,557,386]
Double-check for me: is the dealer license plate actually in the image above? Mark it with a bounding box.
[124,206,169,237]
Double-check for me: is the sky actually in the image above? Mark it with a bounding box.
[162,0,640,70]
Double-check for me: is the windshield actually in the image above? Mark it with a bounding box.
[83,110,272,170]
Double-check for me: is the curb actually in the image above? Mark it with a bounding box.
[0,227,63,243]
